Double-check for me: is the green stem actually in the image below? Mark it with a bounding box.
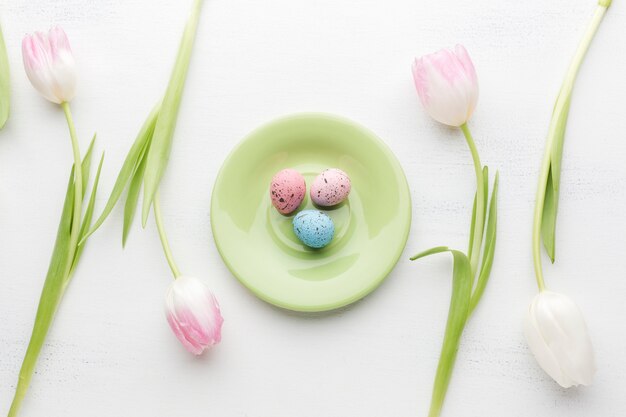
[460,123,484,278]
[61,102,83,277]
[154,190,182,278]
[532,2,609,293]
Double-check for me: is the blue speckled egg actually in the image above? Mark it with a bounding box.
[292,210,335,249]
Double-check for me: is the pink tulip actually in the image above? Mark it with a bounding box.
[22,27,76,104]
[412,45,478,127]
[165,276,223,355]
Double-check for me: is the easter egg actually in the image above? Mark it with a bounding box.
[292,210,335,249]
[310,168,351,206]
[270,169,306,214]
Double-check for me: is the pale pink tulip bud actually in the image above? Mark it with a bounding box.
[412,45,478,127]
[22,27,76,104]
[164,276,224,355]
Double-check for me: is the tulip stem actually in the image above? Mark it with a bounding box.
[532,2,609,293]
[154,190,182,279]
[61,102,83,276]
[460,123,484,278]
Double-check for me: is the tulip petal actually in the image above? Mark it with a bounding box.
[22,27,76,104]
[164,276,223,355]
[524,299,572,387]
[524,291,596,387]
[411,45,478,127]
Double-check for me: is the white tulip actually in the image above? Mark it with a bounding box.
[524,291,596,387]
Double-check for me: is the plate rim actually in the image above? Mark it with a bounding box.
[210,112,412,312]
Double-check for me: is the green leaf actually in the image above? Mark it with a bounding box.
[8,146,97,416]
[79,135,96,197]
[142,0,203,226]
[123,147,148,246]
[540,94,571,263]
[80,105,159,244]
[410,246,450,261]
[468,166,489,260]
[541,168,557,262]
[467,194,477,259]
[469,171,499,314]
[413,249,472,417]
[0,23,9,130]
[71,152,105,273]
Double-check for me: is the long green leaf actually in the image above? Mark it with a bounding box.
[80,105,159,244]
[467,166,489,260]
[123,148,148,246]
[142,0,203,226]
[0,23,9,129]
[79,135,96,198]
[413,249,472,417]
[467,195,477,259]
[469,171,499,314]
[540,94,571,263]
[8,146,96,417]
[410,246,450,261]
[72,152,105,273]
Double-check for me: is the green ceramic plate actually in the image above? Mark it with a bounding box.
[211,113,411,312]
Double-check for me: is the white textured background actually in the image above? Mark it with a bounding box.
[1,0,625,416]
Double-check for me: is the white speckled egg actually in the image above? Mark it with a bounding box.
[292,210,335,249]
[270,169,306,214]
[310,168,351,206]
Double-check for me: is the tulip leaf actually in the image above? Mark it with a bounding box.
[541,170,557,262]
[8,144,99,416]
[411,248,472,417]
[467,195,477,259]
[81,105,159,244]
[142,0,203,226]
[78,135,96,199]
[71,152,105,274]
[123,146,148,246]
[410,246,450,261]
[468,166,489,260]
[469,171,499,314]
[540,90,571,264]
[0,23,9,130]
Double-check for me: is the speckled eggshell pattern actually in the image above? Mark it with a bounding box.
[310,168,351,206]
[292,210,335,249]
[270,169,306,214]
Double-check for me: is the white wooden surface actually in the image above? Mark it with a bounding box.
[1,0,625,416]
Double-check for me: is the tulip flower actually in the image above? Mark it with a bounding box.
[22,26,76,104]
[528,0,611,388]
[76,0,222,355]
[165,276,224,355]
[412,45,478,127]
[411,45,499,417]
[9,27,104,417]
[524,291,595,388]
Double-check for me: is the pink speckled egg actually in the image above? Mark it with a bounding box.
[310,168,351,206]
[270,169,306,214]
